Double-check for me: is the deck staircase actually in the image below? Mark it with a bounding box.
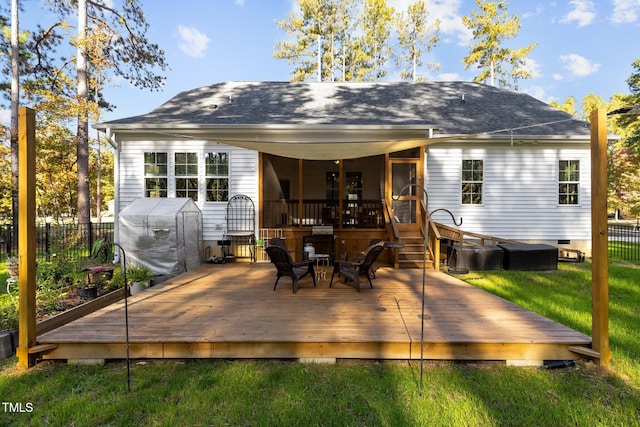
[395,225,436,270]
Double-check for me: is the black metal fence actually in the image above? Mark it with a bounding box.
[608,224,640,262]
[1,222,115,262]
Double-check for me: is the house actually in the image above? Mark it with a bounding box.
[95,81,592,267]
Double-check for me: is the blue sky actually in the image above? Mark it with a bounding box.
[16,0,640,124]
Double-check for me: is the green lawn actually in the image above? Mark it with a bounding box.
[1,261,639,426]
[461,261,640,385]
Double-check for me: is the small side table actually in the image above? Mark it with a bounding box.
[310,254,331,281]
[384,241,406,270]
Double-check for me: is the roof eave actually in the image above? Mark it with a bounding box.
[93,123,443,143]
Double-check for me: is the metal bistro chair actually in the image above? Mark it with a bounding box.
[265,246,316,294]
[330,242,385,292]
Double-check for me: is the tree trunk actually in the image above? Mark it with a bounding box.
[76,0,91,225]
[317,34,322,82]
[10,0,19,252]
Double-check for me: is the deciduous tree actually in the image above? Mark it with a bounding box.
[605,60,640,217]
[550,96,576,116]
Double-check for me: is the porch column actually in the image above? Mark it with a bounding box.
[298,159,303,228]
[338,160,344,229]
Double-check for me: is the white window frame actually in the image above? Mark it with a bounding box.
[174,152,199,201]
[205,151,230,202]
[461,158,483,205]
[558,159,580,205]
[144,152,168,198]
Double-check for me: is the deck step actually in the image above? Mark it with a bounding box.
[398,260,434,269]
[396,234,434,269]
[568,345,600,359]
[28,344,58,354]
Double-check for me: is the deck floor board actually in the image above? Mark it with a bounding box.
[37,263,591,362]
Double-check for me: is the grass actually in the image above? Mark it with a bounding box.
[1,358,639,426]
[460,260,640,386]
[1,261,640,426]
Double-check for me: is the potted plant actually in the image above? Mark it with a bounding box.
[127,264,154,295]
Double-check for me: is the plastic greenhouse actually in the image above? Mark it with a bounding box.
[118,198,203,281]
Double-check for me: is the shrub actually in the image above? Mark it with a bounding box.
[0,294,18,330]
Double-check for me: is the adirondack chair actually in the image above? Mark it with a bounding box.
[268,237,308,268]
[330,242,385,292]
[265,246,316,294]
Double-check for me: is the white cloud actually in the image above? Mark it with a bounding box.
[610,0,640,24]
[559,53,601,77]
[436,73,461,81]
[522,58,542,79]
[561,0,596,27]
[0,109,10,127]
[235,0,245,6]
[524,86,552,103]
[553,73,564,81]
[177,25,211,58]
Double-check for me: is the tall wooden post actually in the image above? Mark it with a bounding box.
[17,106,37,369]
[590,108,611,366]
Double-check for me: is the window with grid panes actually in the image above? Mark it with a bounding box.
[559,160,579,205]
[205,152,229,202]
[461,159,483,205]
[144,152,168,198]
[175,152,199,201]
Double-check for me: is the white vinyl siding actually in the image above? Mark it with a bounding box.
[118,137,258,241]
[426,143,591,242]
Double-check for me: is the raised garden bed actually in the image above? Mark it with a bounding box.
[36,287,127,335]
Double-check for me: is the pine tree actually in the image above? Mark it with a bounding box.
[395,1,440,82]
[462,0,537,90]
[49,0,167,224]
[274,0,337,82]
[358,0,394,81]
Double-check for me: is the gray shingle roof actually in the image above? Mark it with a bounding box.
[101,81,590,137]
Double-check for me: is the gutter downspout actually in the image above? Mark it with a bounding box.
[105,128,121,263]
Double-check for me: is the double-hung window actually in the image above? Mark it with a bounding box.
[205,152,229,202]
[144,152,168,198]
[559,160,579,205]
[175,152,199,201]
[461,159,483,205]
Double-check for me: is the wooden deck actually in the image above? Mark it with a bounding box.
[36,263,592,365]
